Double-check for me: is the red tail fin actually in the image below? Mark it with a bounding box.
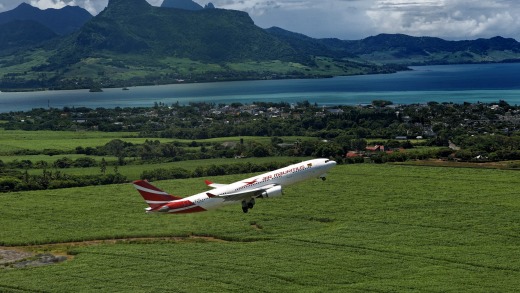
[133,180,182,209]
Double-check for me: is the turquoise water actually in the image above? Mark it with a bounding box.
[0,63,519,112]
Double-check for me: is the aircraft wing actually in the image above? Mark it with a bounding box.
[207,184,278,202]
[204,180,228,189]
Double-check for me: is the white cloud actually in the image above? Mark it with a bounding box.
[366,0,520,39]
[147,0,164,6]
[29,0,77,10]
[81,0,97,15]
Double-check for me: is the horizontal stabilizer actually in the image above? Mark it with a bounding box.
[205,180,228,189]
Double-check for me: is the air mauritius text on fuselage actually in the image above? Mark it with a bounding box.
[266,163,312,181]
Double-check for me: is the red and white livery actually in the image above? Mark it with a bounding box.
[133,158,336,214]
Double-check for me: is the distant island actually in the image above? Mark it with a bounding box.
[0,0,519,92]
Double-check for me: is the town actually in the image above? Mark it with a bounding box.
[2,100,520,163]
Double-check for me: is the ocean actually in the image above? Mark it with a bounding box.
[0,63,519,113]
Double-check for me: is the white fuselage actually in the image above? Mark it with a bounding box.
[180,158,336,211]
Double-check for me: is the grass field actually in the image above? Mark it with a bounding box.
[0,130,139,153]
[1,164,520,292]
[0,129,310,154]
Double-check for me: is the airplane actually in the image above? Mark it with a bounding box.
[133,158,336,214]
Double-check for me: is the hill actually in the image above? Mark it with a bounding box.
[0,0,394,90]
[0,20,57,52]
[0,3,93,35]
[268,28,520,65]
[69,0,300,62]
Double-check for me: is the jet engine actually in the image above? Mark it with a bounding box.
[259,185,283,198]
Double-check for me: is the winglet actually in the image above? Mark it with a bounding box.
[206,192,218,198]
[205,180,213,186]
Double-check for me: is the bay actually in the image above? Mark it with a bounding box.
[0,63,519,113]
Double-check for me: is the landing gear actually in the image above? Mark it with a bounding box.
[321,176,326,181]
[241,199,256,213]
[242,200,249,213]
[248,198,255,209]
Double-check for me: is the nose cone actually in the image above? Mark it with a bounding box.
[325,159,337,166]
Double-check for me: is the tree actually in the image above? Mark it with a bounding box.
[104,139,127,165]
[74,157,97,168]
[100,158,107,175]
[372,100,393,107]
[53,157,73,169]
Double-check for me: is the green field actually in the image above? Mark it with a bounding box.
[0,130,139,153]
[0,129,309,154]
[1,164,520,292]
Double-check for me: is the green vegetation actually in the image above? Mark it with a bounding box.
[0,130,139,153]
[3,100,520,191]
[1,164,520,291]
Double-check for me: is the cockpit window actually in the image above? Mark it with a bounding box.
[325,160,331,163]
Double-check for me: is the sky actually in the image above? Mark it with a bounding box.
[0,0,519,41]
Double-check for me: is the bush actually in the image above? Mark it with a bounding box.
[0,177,23,191]
[74,157,98,168]
[53,157,74,168]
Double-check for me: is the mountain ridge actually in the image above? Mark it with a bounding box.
[0,20,57,52]
[60,0,302,62]
[267,27,520,65]
[1,2,519,91]
[161,0,203,10]
[0,3,92,35]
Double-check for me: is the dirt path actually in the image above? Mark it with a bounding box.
[0,249,33,265]
[0,235,226,268]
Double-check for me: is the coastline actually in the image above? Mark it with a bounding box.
[0,63,519,113]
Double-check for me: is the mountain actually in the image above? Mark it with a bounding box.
[57,0,302,62]
[337,34,520,55]
[0,20,57,51]
[266,27,356,59]
[0,3,92,35]
[5,0,518,91]
[340,34,520,64]
[268,28,520,65]
[161,0,203,10]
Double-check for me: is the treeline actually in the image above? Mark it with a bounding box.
[0,161,296,192]
[452,134,520,161]
[140,161,296,181]
[2,157,98,170]
[0,169,126,192]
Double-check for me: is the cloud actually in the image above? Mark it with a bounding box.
[29,0,77,10]
[199,0,520,40]
[366,0,520,39]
